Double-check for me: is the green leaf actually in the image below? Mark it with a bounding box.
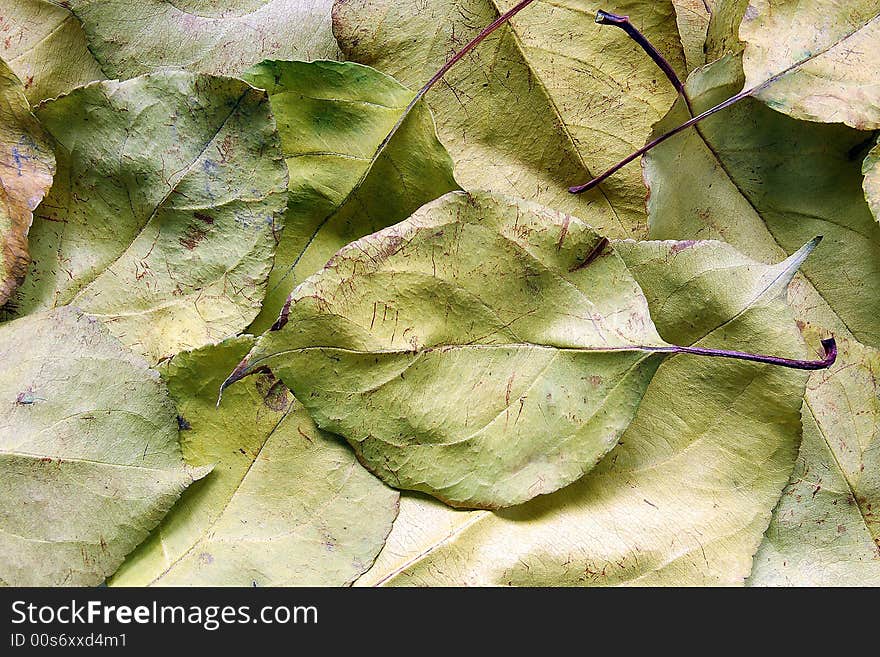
[0,0,104,104]
[241,60,458,333]
[739,0,880,129]
[355,238,809,585]
[0,307,205,587]
[648,55,880,347]
[65,0,340,78]
[110,336,398,586]
[645,55,880,582]
[332,0,688,238]
[228,190,820,510]
[231,191,669,509]
[864,141,880,225]
[6,71,288,362]
[0,59,54,306]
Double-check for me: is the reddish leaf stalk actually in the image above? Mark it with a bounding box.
[569,32,821,193]
[221,338,837,402]
[642,337,837,371]
[595,10,694,115]
[569,86,753,193]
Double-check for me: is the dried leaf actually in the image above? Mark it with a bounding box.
[0,58,53,306]
[227,190,818,510]
[241,60,458,332]
[747,326,880,585]
[0,307,205,586]
[705,0,748,60]
[110,336,398,586]
[355,238,809,585]
[645,55,880,583]
[673,0,713,71]
[6,71,288,362]
[0,0,104,104]
[66,0,340,77]
[739,0,880,129]
[230,191,669,508]
[333,0,688,238]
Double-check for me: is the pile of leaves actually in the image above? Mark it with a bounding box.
[1,0,877,587]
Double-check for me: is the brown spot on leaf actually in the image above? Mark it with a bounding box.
[179,223,209,250]
[255,372,291,412]
[555,215,570,252]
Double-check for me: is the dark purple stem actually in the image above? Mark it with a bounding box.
[568,38,820,194]
[569,86,752,193]
[645,337,837,371]
[595,10,694,115]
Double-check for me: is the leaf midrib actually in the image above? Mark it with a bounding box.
[0,449,181,475]
[146,406,290,585]
[355,283,792,585]
[483,0,625,231]
[66,86,250,305]
[803,397,878,546]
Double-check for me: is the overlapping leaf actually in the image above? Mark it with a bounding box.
[356,238,810,585]
[110,336,398,586]
[5,71,288,362]
[672,0,713,71]
[739,0,880,129]
[0,59,53,306]
[864,142,880,225]
[333,0,688,238]
[64,0,340,78]
[228,191,673,509]
[241,60,458,332]
[645,55,880,583]
[0,307,205,586]
[0,0,104,104]
[747,324,880,585]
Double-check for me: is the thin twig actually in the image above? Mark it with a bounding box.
[595,10,694,115]
[569,86,752,193]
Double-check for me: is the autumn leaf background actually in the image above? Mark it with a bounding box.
[0,0,877,586]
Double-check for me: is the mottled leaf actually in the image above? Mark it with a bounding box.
[739,0,880,129]
[66,0,340,78]
[6,71,288,362]
[864,141,880,225]
[0,0,104,104]
[333,0,688,238]
[645,55,880,583]
[355,238,809,585]
[110,336,398,586]
[0,307,205,587]
[0,58,53,306]
[241,60,458,332]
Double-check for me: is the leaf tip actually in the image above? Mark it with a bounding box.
[218,357,252,406]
